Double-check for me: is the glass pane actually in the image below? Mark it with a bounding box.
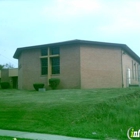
[41,67,48,75]
[41,58,48,67]
[50,47,60,55]
[51,57,60,74]
[52,57,60,65]
[41,58,48,75]
[52,66,60,74]
[41,48,48,56]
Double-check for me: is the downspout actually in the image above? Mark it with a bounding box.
[79,44,81,89]
[121,49,124,88]
[47,47,51,85]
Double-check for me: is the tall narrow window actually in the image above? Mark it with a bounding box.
[41,58,48,75]
[133,62,136,80]
[51,57,60,74]
[135,63,137,80]
[132,60,134,79]
[137,64,139,81]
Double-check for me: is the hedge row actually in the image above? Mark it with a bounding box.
[33,83,44,91]
[0,82,10,89]
[33,78,60,91]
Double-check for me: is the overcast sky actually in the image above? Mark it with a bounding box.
[1,0,140,67]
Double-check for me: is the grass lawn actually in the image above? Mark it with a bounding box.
[0,88,140,139]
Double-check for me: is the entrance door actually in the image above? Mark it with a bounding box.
[127,68,131,87]
[12,77,18,89]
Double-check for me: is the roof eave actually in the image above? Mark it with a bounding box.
[13,40,140,63]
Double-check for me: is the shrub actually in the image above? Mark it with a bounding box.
[49,78,60,90]
[33,83,44,91]
[1,82,10,89]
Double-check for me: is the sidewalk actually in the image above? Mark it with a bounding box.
[0,129,94,140]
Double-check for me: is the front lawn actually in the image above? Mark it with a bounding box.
[0,88,140,139]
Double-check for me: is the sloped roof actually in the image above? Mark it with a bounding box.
[13,39,140,62]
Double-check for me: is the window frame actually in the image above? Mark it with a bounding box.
[40,47,60,76]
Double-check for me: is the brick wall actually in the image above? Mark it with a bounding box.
[18,45,81,90]
[18,44,139,90]
[80,45,122,88]
[18,49,47,90]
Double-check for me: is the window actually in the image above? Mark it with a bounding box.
[50,47,60,55]
[135,63,137,80]
[41,58,48,75]
[51,57,60,74]
[40,47,60,76]
[41,48,48,56]
[132,60,134,79]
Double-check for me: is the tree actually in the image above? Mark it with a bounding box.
[0,63,14,70]
[0,65,5,70]
[4,63,14,69]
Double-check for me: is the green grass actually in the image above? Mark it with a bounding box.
[0,88,140,139]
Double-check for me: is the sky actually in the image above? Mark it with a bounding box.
[1,0,140,67]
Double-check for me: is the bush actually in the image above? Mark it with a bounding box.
[33,83,44,91]
[1,82,10,89]
[49,78,60,90]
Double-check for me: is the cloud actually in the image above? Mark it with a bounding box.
[98,0,140,34]
[1,0,140,66]
[41,0,102,20]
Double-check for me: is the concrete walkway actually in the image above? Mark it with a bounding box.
[0,129,94,140]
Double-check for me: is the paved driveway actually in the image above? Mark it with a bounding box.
[0,129,95,140]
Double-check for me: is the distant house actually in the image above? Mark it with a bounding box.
[13,39,140,90]
[0,68,18,88]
